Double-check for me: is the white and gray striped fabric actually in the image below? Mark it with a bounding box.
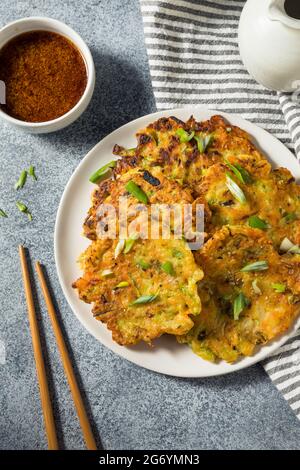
[140,0,300,419]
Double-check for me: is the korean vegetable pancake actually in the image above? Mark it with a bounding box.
[83,166,196,241]
[113,114,270,197]
[73,237,203,346]
[75,165,203,345]
[178,226,300,363]
[197,162,300,248]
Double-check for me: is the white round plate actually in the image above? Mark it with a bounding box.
[54,107,300,377]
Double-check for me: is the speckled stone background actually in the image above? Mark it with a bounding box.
[0,0,300,451]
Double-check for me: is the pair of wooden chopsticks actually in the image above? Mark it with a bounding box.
[19,245,97,450]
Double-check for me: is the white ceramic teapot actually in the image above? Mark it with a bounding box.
[238,0,300,92]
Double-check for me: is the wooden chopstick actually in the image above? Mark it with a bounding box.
[35,261,97,450]
[18,245,59,450]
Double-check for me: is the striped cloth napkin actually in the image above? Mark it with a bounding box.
[140,0,300,419]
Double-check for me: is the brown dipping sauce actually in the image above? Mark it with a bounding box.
[0,31,87,122]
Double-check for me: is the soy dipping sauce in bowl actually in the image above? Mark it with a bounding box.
[0,17,95,133]
[0,30,87,122]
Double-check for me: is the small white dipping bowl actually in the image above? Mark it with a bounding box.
[0,17,95,133]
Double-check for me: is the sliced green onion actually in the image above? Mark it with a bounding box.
[0,209,7,218]
[124,233,139,254]
[234,163,252,184]
[225,173,246,204]
[241,261,269,272]
[101,269,114,278]
[16,201,32,221]
[233,292,250,321]
[131,294,159,306]
[137,260,151,270]
[16,201,27,213]
[176,128,195,143]
[225,160,252,184]
[279,237,294,252]
[114,239,125,259]
[195,134,213,153]
[279,237,300,254]
[15,170,27,190]
[28,165,37,181]
[124,239,136,254]
[289,245,300,255]
[125,181,148,204]
[272,283,286,293]
[89,161,116,184]
[248,215,269,230]
[161,261,175,276]
[252,279,262,295]
[114,281,129,289]
[281,212,297,224]
[172,249,183,259]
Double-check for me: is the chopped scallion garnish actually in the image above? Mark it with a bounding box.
[101,269,114,278]
[194,134,213,153]
[225,160,252,184]
[281,212,297,224]
[288,245,300,255]
[176,128,195,143]
[16,202,27,212]
[89,161,116,184]
[114,239,125,259]
[16,201,32,221]
[279,238,300,254]
[15,170,27,190]
[225,173,246,204]
[252,279,262,295]
[161,261,175,276]
[28,165,37,181]
[114,281,129,289]
[137,260,151,270]
[0,209,7,218]
[272,283,286,293]
[124,234,139,254]
[279,237,294,252]
[241,261,268,272]
[130,294,159,306]
[172,249,183,259]
[248,215,269,230]
[234,163,252,184]
[125,181,148,204]
[233,292,250,320]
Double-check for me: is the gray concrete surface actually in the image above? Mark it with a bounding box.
[0,0,300,450]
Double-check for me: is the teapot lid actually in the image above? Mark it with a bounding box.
[269,0,300,29]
